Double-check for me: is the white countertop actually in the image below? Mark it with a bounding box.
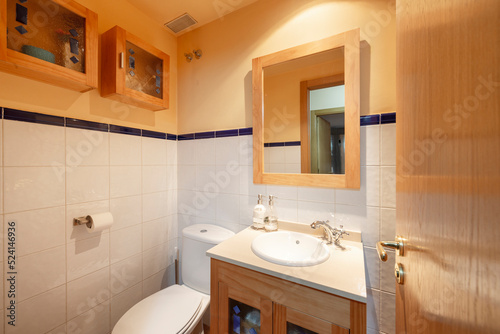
[207,224,367,303]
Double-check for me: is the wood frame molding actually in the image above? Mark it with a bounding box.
[252,28,360,188]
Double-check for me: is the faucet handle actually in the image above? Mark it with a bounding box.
[338,225,349,236]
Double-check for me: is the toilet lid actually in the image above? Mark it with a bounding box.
[112,285,204,334]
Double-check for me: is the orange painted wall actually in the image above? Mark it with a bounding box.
[0,0,177,133]
[177,0,396,134]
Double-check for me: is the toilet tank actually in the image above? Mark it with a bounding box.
[181,224,235,294]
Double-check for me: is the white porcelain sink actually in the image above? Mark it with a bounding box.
[251,231,330,267]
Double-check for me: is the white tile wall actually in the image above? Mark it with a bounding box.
[264,145,302,173]
[3,121,65,167]
[4,167,65,213]
[67,267,110,319]
[5,206,65,257]
[177,122,397,333]
[110,282,143,328]
[6,285,66,334]
[0,114,396,334]
[1,119,177,334]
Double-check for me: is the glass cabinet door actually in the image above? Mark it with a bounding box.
[229,298,261,334]
[7,0,86,72]
[274,304,349,334]
[125,40,163,98]
[287,322,318,334]
[218,282,272,334]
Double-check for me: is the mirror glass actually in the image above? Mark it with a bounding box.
[262,47,346,174]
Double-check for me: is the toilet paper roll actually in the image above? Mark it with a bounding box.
[87,212,113,233]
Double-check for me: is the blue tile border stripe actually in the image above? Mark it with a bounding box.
[239,127,253,136]
[360,114,380,126]
[195,131,215,139]
[0,107,178,141]
[381,112,396,124]
[264,141,301,147]
[110,124,142,136]
[66,118,109,132]
[178,133,195,141]
[216,129,239,138]
[4,108,65,127]
[0,107,395,141]
[360,113,396,126]
[142,129,167,140]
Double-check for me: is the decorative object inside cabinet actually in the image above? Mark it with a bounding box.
[287,322,317,334]
[229,298,261,334]
[125,40,163,98]
[7,0,86,73]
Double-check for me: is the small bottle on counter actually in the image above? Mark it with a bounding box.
[265,195,278,232]
[252,194,266,229]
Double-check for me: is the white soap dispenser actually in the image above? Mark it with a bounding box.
[265,195,278,232]
[252,194,266,230]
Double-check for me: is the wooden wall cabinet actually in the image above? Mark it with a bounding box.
[101,26,169,111]
[211,259,366,334]
[0,0,98,92]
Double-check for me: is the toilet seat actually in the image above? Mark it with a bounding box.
[112,284,210,334]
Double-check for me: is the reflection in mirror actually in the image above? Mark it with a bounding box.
[253,28,360,188]
[306,83,345,174]
[263,47,346,174]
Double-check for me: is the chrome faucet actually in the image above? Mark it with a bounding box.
[310,220,349,246]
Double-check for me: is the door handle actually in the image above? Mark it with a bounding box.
[120,52,124,69]
[376,236,405,262]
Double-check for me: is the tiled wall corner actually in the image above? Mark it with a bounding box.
[368,121,397,334]
[177,116,397,334]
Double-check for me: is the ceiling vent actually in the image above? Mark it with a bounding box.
[165,13,197,34]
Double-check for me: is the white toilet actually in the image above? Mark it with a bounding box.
[112,224,235,334]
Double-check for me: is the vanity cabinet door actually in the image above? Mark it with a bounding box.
[274,304,349,334]
[218,282,273,333]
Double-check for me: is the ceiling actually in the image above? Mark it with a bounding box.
[125,0,259,35]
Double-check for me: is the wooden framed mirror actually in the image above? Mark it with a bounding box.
[252,28,360,188]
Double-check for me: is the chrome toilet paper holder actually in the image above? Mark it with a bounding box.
[73,216,92,228]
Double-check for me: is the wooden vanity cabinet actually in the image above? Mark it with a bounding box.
[0,0,98,92]
[100,25,170,111]
[211,259,366,334]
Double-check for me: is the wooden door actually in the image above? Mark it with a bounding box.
[317,116,332,174]
[396,0,500,333]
